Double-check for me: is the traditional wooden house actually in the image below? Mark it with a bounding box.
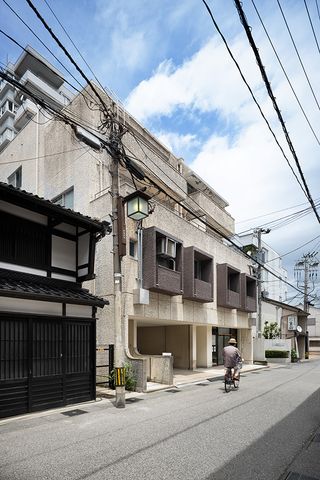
[0,182,110,418]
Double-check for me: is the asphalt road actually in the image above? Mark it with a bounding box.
[1,359,320,480]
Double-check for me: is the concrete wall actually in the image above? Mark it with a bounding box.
[137,325,190,369]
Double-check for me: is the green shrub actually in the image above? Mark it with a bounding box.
[291,349,298,362]
[263,321,281,339]
[265,349,289,358]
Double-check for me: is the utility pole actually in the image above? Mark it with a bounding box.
[107,106,126,408]
[254,228,270,338]
[294,252,319,312]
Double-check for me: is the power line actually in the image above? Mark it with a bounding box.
[0,70,114,159]
[251,0,320,147]
[0,51,313,300]
[200,0,312,211]
[234,0,320,223]
[121,134,316,299]
[0,28,99,111]
[0,146,87,166]
[277,0,320,111]
[317,0,320,23]
[25,0,108,112]
[1,0,99,110]
[237,202,319,235]
[265,234,320,263]
[236,197,318,224]
[43,0,106,93]
[304,0,320,55]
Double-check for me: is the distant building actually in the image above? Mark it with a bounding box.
[298,305,320,356]
[237,232,288,302]
[0,46,73,153]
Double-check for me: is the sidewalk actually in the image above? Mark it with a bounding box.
[96,362,273,398]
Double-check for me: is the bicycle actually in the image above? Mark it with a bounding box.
[224,367,240,393]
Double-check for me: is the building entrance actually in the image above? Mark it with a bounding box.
[212,327,238,365]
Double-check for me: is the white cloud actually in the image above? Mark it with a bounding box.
[156,132,200,156]
[126,35,264,122]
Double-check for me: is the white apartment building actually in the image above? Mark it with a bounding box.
[0,48,257,390]
[237,232,288,302]
[0,46,73,154]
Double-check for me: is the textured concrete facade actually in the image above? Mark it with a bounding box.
[0,57,257,388]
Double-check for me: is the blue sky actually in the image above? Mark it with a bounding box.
[1,0,319,301]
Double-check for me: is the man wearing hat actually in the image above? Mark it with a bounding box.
[223,338,242,380]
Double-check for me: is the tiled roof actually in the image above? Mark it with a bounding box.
[0,182,111,234]
[0,269,108,308]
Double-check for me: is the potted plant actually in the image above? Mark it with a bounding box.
[291,349,298,363]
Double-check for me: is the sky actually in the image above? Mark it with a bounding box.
[1,0,319,302]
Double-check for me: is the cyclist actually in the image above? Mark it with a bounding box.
[223,338,242,381]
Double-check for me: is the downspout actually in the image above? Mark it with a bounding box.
[35,106,39,195]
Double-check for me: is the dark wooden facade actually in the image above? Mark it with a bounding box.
[0,183,109,418]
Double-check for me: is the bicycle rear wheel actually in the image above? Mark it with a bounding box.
[225,374,232,393]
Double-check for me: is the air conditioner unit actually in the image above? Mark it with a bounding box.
[157,237,176,258]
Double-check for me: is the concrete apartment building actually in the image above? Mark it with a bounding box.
[0,48,257,390]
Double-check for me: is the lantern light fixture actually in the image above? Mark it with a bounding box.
[124,190,151,221]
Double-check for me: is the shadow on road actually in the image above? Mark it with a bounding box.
[205,388,320,480]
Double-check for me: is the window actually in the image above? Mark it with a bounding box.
[8,167,22,188]
[157,256,176,270]
[156,237,176,258]
[194,258,211,281]
[228,272,240,293]
[0,211,47,268]
[129,239,136,258]
[52,187,74,209]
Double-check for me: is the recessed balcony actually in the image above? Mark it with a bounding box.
[143,227,183,296]
[217,263,241,309]
[183,246,213,302]
[239,273,257,312]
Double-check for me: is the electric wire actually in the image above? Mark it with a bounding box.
[1,0,99,110]
[43,0,106,93]
[121,137,316,300]
[277,0,320,111]
[237,201,320,235]
[25,0,109,113]
[0,70,114,160]
[317,0,320,22]
[251,0,320,147]
[124,126,316,292]
[200,0,313,214]
[0,42,314,300]
[264,234,320,263]
[0,69,95,136]
[304,0,320,55]
[236,197,319,224]
[0,146,87,166]
[0,28,99,111]
[234,0,320,223]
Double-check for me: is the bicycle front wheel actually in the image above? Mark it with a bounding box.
[233,373,240,389]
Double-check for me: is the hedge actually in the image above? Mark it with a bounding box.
[265,349,289,358]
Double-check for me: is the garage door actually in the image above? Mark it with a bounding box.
[0,315,95,419]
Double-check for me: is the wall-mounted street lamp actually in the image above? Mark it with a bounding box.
[124,190,151,221]
[124,190,152,305]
